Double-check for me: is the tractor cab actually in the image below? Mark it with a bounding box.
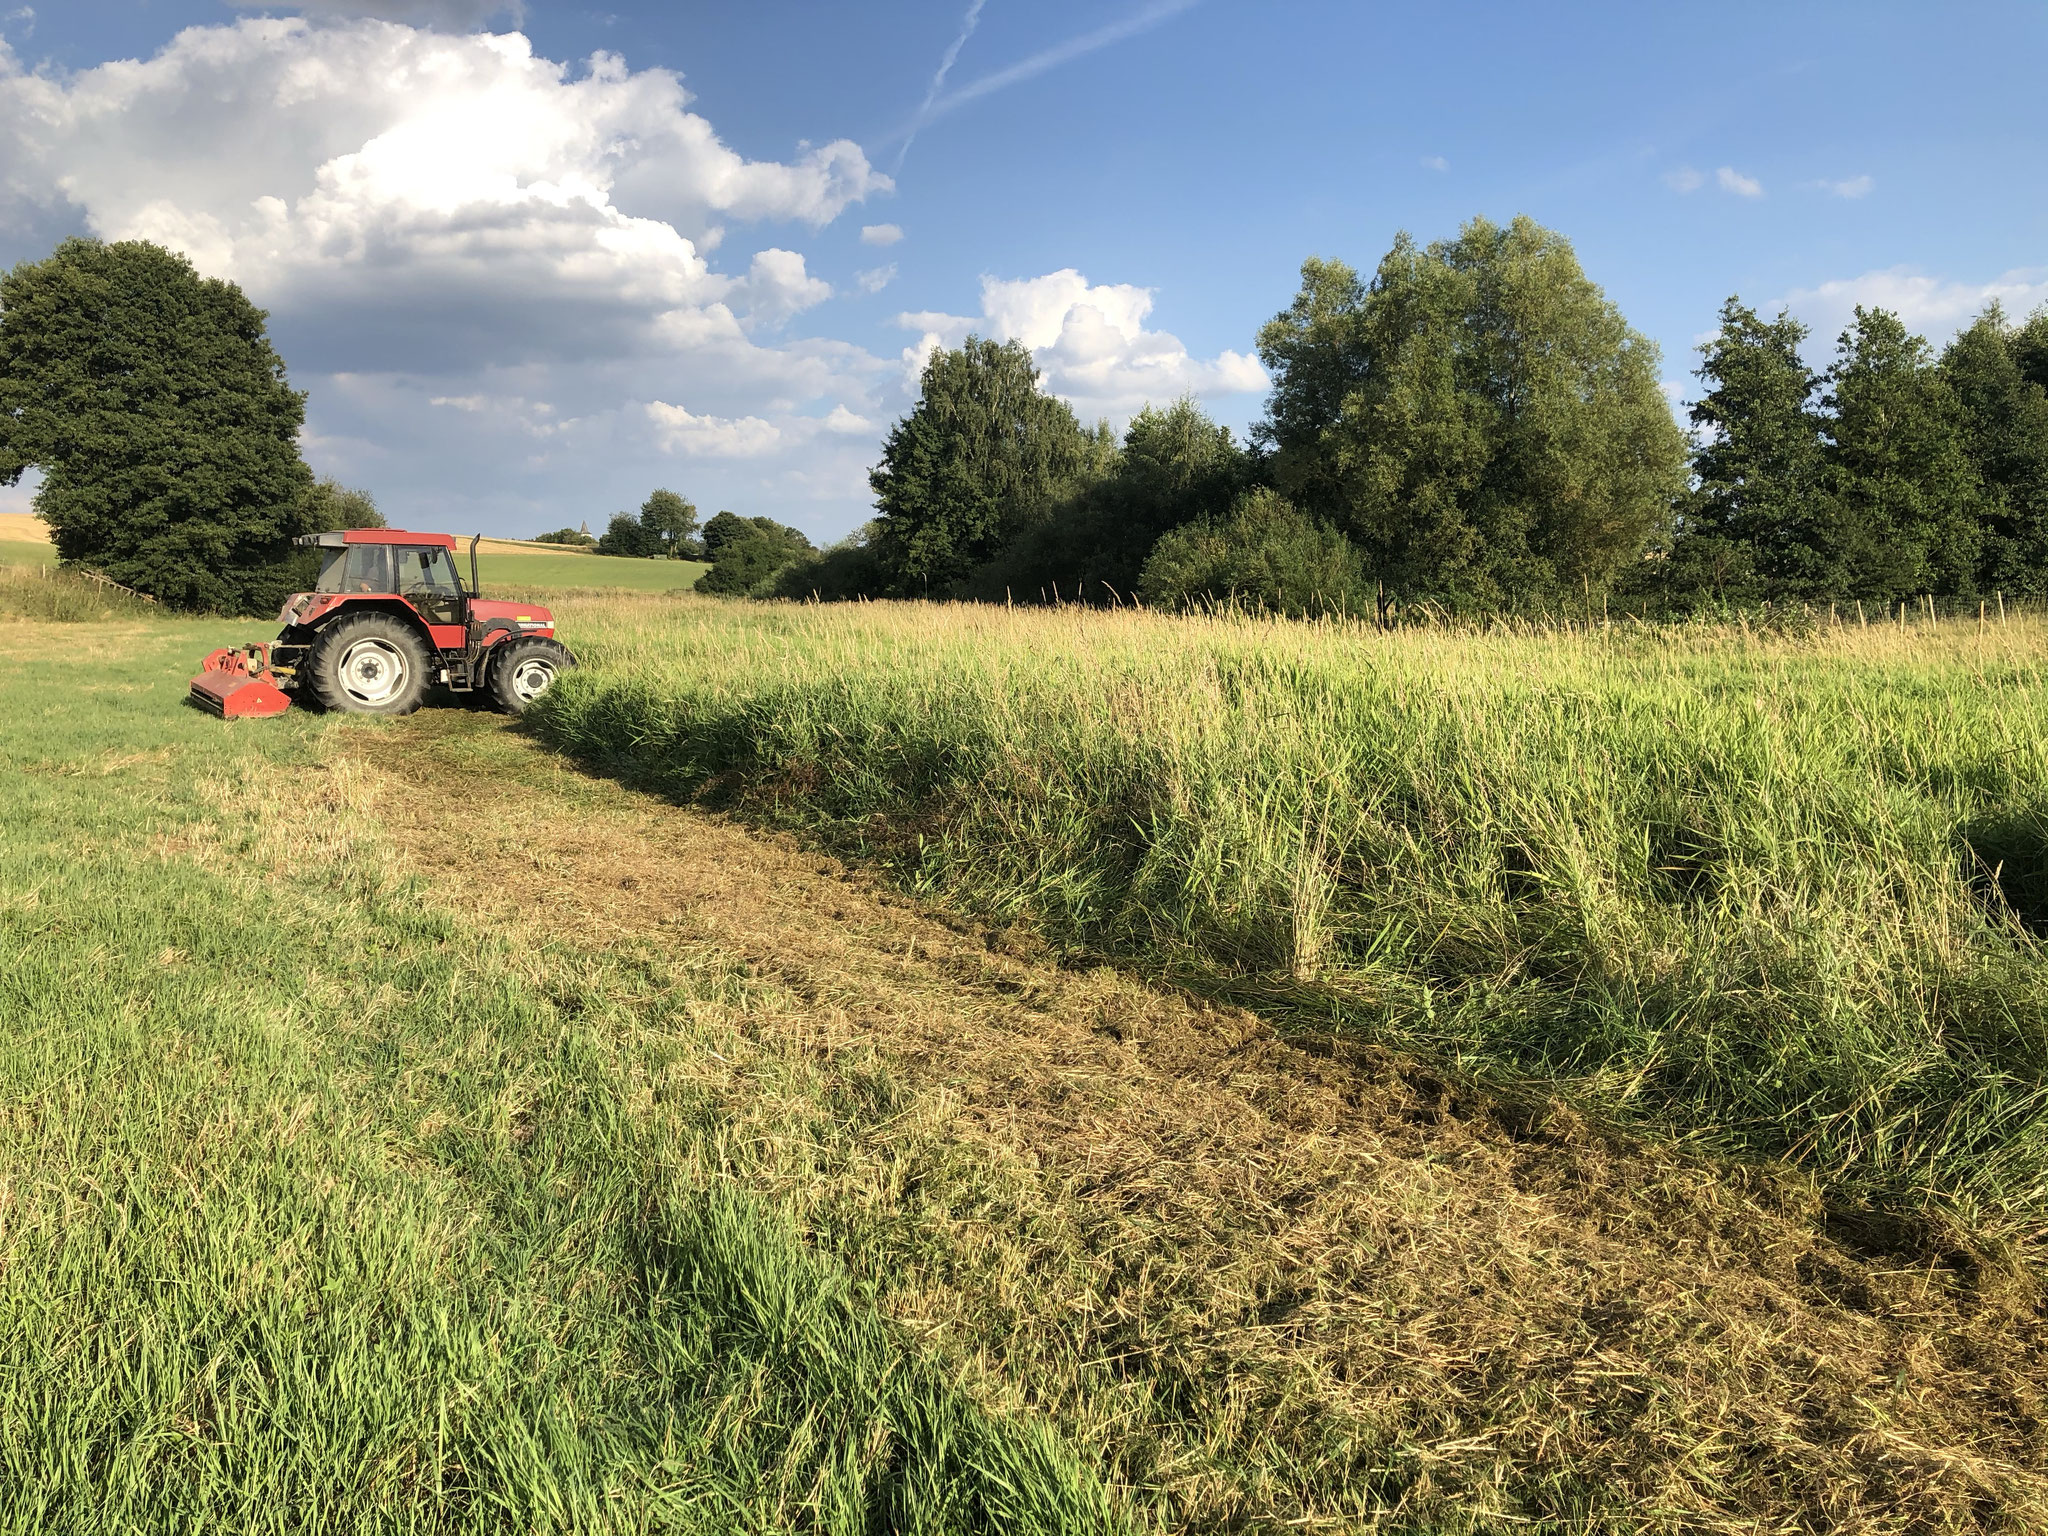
[189,528,575,719]
[312,536,466,625]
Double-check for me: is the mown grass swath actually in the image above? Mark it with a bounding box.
[533,594,2048,1244]
[0,617,1121,1534]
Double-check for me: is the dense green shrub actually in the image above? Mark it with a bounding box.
[1137,489,1365,616]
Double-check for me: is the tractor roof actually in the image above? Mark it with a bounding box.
[296,530,458,549]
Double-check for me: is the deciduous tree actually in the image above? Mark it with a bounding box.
[596,511,662,558]
[1682,299,1828,592]
[1942,305,2048,595]
[869,337,1092,592]
[639,488,700,557]
[1137,487,1364,617]
[1257,218,1687,607]
[0,238,313,612]
[305,477,385,531]
[694,516,812,595]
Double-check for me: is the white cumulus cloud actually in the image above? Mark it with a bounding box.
[0,17,912,538]
[645,402,782,457]
[0,19,890,371]
[1779,266,2048,350]
[734,248,831,327]
[897,269,1266,420]
[860,222,903,246]
[1817,174,1874,199]
[1716,165,1764,198]
[989,269,1266,416]
[855,263,897,295]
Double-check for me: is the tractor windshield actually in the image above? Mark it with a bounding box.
[398,546,463,598]
[315,544,395,594]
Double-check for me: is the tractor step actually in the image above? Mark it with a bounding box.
[190,645,293,719]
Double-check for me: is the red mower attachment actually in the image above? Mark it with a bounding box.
[189,643,293,719]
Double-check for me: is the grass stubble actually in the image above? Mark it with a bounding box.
[4,592,2048,1530]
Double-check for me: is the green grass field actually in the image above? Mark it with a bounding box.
[0,610,1118,1533]
[534,594,2048,1251]
[11,576,2048,1532]
[477,544,707,596]
[0,538,55,568]
[0,515,706,593]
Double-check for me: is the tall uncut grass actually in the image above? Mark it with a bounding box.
[534,596,2048,1243]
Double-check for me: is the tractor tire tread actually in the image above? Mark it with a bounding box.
[488,636,575,714]
[305,612,433,716]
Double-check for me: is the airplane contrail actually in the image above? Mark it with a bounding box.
[925,0,1197,120]
[895,0,987,174]
[884,0,1198,162]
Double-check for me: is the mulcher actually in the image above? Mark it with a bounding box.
[189,529,576,719]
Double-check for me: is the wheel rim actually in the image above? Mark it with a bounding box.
[338,637,410,706]
[510,656,556,703]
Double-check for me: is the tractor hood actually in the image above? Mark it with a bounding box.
[275,592,555,630]
[471,599,555,630]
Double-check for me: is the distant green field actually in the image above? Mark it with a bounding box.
[0,538,55,568]
[0,532,704,594]
[477,546,708,595]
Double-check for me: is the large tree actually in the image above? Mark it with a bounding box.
[869,337,1092,592]
[1942,305,2048,595]
[1256,217,1687,607]
[0,238,313,612]
[1681,299,1829,593]
[1823,306,1982,599]
[639,488,700,557]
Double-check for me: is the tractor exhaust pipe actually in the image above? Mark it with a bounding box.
[470,533,481,600]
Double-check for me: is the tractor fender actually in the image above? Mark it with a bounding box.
[472,617,522,647]
[301,597,439,648]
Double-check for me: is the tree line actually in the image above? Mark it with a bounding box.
[7,225,2045,618]
[749,216,2048,617]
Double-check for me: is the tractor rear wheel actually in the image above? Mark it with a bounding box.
[306,613,431,716]
[489,637,574,714]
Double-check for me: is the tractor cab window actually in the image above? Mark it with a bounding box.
[399,546,463,598]
[315,544,395,594]
[399,546,465,625]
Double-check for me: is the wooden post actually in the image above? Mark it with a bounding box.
[1857,599,1867,627]
[1998,590,2007,625]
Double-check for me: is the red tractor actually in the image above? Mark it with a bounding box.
[190,529,575,719]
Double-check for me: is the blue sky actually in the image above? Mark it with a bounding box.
[2,1,2043,539]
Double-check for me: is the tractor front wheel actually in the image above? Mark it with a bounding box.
[489,637,575,714]
[306,614,431,716]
